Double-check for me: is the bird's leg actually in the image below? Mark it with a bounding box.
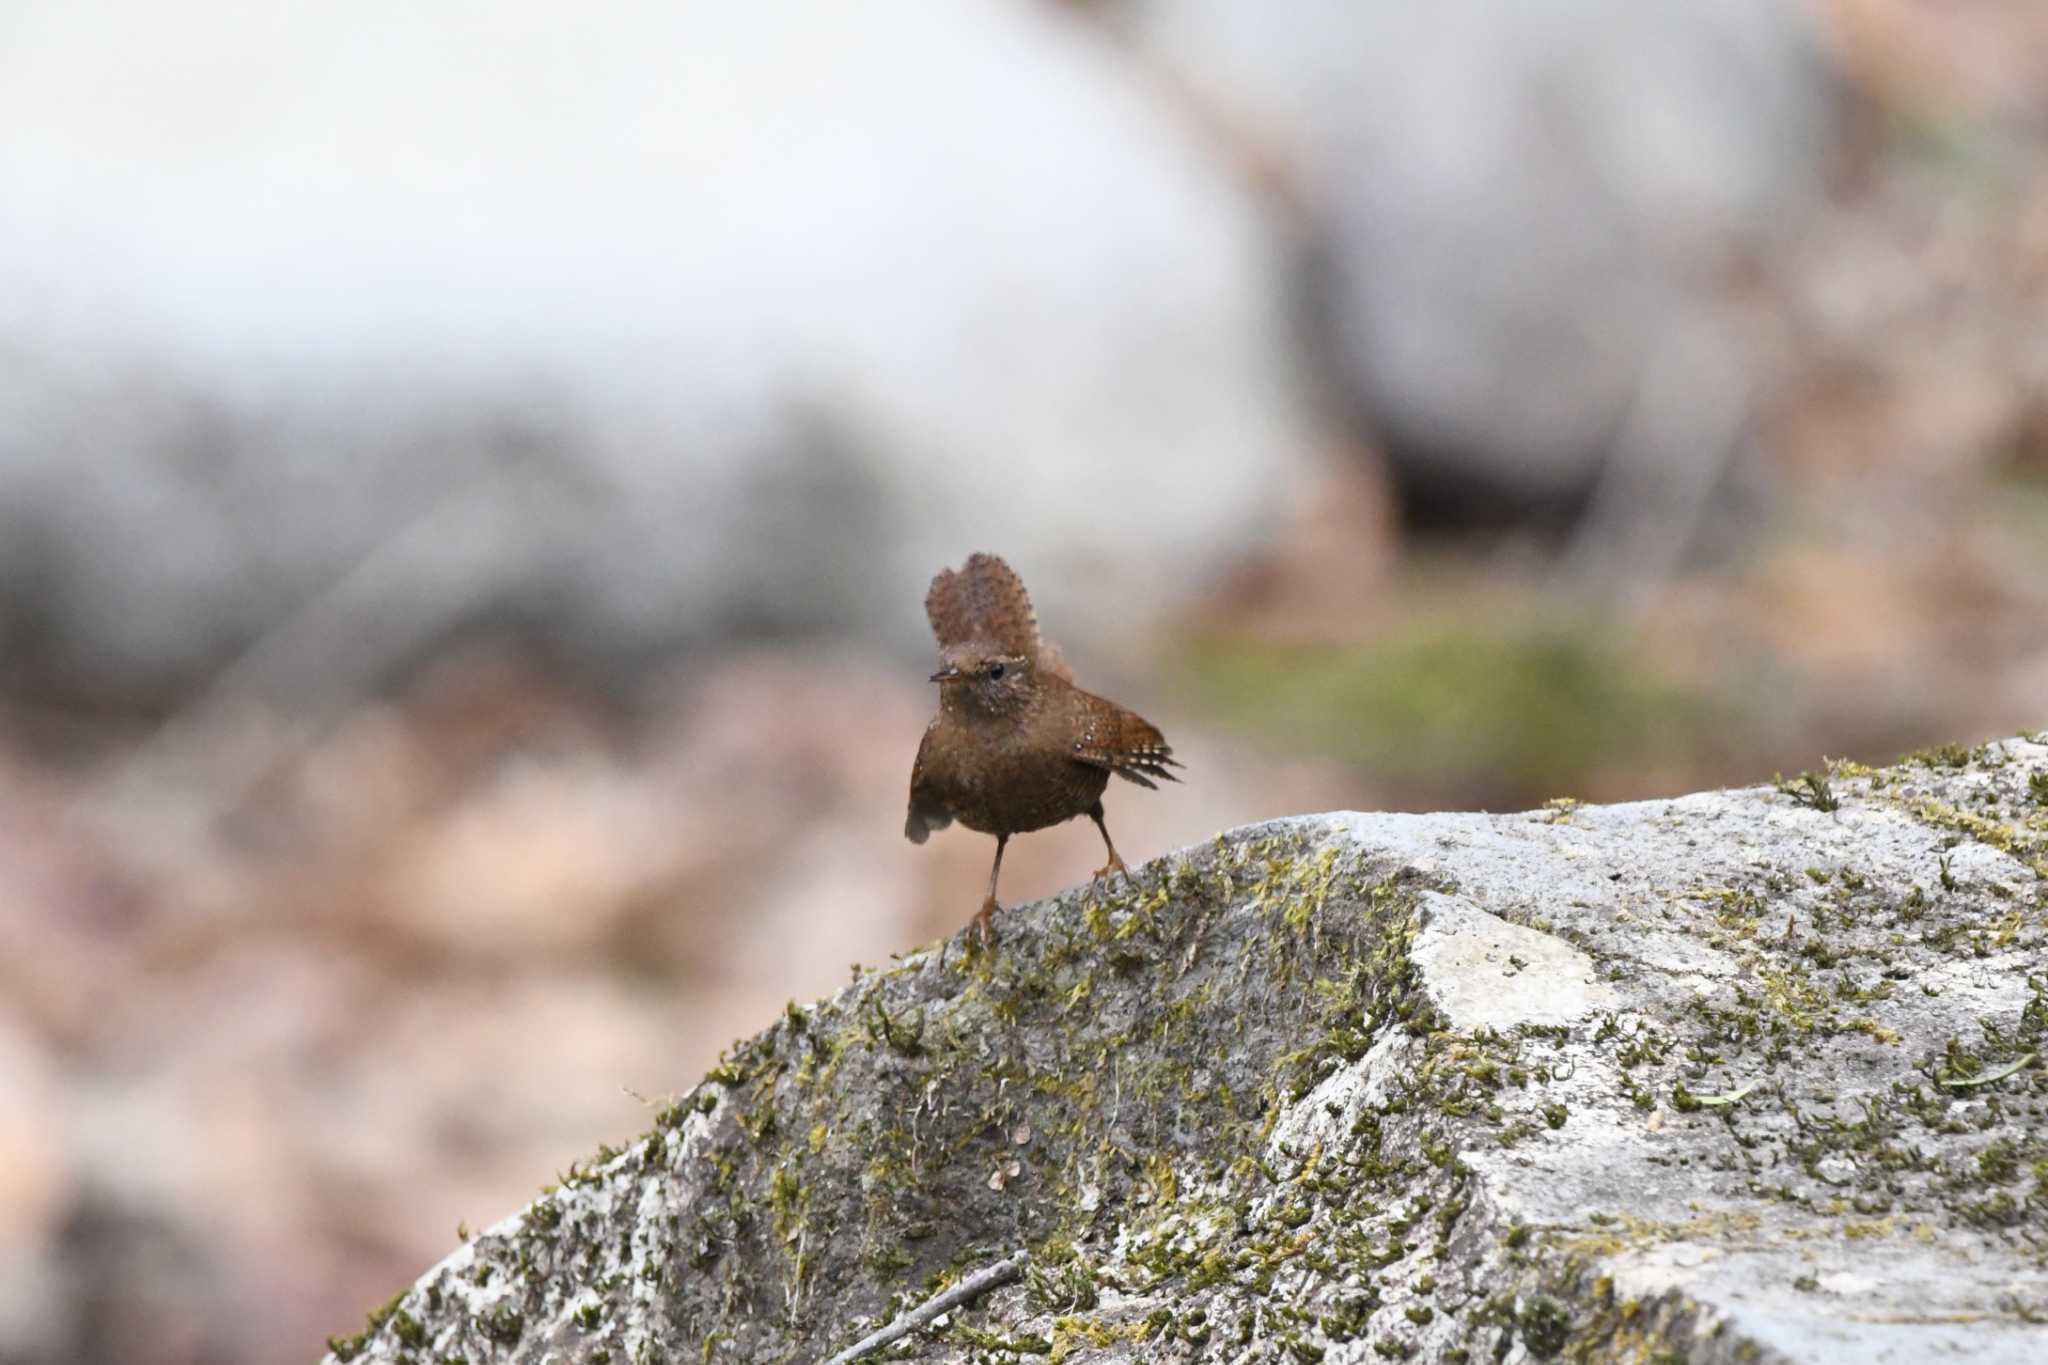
[1088,802,1128,885]
[974,834,1008,951]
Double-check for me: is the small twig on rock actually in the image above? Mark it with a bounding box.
[821,1251,1029,1365]
[1180,896,1217,975]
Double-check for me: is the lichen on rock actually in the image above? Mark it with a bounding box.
[324,735,2048,1364]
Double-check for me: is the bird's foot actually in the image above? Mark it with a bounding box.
[1090,851,1129,886]
[937,898,1001,970]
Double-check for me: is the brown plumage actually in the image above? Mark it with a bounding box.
[906,552,1180,951]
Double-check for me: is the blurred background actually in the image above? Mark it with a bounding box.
[0,0,2044,1360]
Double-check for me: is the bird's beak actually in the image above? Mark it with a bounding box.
[929,666,961,683]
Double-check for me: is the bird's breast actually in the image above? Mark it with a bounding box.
[921,714,1108,837]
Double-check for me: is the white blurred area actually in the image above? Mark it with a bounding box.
[0,0,1846,701]
[0,0,1305,695]
[3,2,2046,1363]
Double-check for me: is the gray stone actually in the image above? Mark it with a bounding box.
[1409,892,1621,1031]
[322,736,2048,1363]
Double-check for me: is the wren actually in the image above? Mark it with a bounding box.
[905,552,1180,950]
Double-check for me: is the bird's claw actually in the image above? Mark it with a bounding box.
[1090,853,1129,886]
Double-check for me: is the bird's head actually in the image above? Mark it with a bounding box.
[931,643,1035,717]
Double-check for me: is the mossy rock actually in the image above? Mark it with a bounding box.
[324,735,2048,1364]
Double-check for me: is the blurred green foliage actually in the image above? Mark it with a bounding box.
[1183,622,1707,800]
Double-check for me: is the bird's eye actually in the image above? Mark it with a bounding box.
[988,662,1006,680]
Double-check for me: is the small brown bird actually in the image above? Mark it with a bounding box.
[905,552,1180,949]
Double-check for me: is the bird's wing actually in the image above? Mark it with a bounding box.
[1067,691,1183,790]
[904,724,954,844]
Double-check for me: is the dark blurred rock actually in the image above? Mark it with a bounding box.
[1110,0,1839,572]
[43,1194,223,1365]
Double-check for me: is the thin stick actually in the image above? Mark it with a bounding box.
[821,1251,1029,1365]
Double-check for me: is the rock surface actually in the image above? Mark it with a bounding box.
[322,738,2048,1363]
